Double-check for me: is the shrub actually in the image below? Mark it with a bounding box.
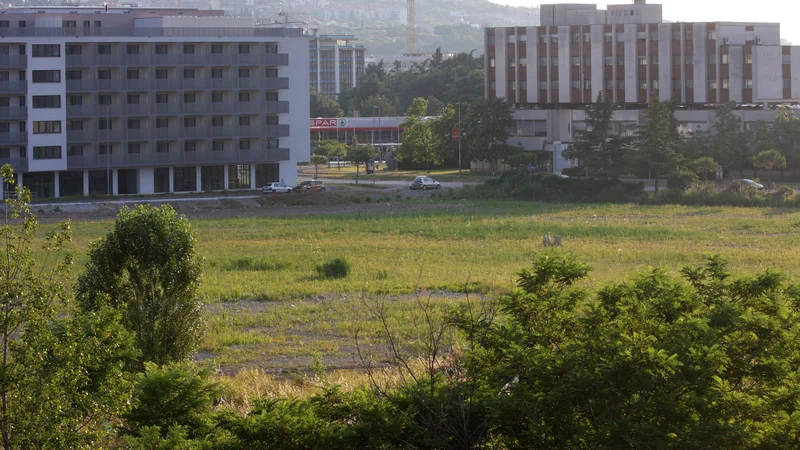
[667,171,699,191]
[226,257,288,272]
[774,185,796,200]
[316,257,351,279]
[376,269,389,280]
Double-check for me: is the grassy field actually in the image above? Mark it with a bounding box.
[49,200,800,375]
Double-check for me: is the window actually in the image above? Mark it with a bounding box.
[212,92,223,103]
[155,44,168,54]
[94,21,101,28]
[127,69,140,80]
[266,91,278,101]
[211,44,223,54]
[685,54,694,65]
[0,123,8,133]
[571,33,580,44]
[539,57,547,67]
[18,21,25,28]
[784,79,792,90]
[83,21,90,28]
[721,54,729,64]
[708,80,717,89]
[97,69,111,80]
[212,116,223,127]
[0,21,7,28]
[745,53,752,64]
[183,68,195,79]
[32,70,60,83]
[672,31,681,41]
[127,143,141,154]
[686,79,694,89]
[238,92,251,102]
[604,56,613,66]
[156,93,168,104]
[266,115,278,125]
[604,34,613,43]
[156,142,169,153]
[672,79,681,90]
[156,117,169,128]
[508,60,516,68]
[571,56,580,66]
[98,118,112,130]
[617,80,625,90]
[32,95,61,109]
[685,31,693,40]
[65,45,82,55]
[156,68,168,79]
[127,94,140,105]
[212,68,223,78]
[97,44,111,55]
[239,116,251,126]
[127,118,140,129]
[183,44,195,54]
[551,57,559,67]
[265,44,278,54]
[721,79,729,89]
[519,57,527,68]
[265,68,278,77]
[33,121,61,134]
[239,140,251,151]
[184,93,196,103]
[212,140,225,151]
[238,44,250,54]
[126,45,139,55]
[66,70,81,81]
[744,79,753,89]
[638,56,647,66]
[33,146,61,160]
[32,44,60,57]
[551,36,558,45]
[538,81,548,90]
[551,80,559,90]
[184,117,196,128]
[67,145,83,156]
[617,56,625,66]
[784,54,792,65]
[97,94,111,105]
[238,68,250,78]
[184,141,197,152]
[98,144,111,155]
[67,120,83,131]
[571,80,580,90]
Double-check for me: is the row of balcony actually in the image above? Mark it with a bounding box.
[65,77,290,92]
[66,148,291,169]
[66,53,289,67]
[0,157,27,172]
[0,132,27,145]
[66,101,290,116]
[0,106,27,120]
[66,124,290,142]
[0,81,27,94]
[0,55,26,68]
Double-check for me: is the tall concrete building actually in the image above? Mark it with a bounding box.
[0,6,310,198]
[486,1,800,106]
[309,34,365,98]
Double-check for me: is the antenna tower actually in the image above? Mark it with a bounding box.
[407,0,415,53]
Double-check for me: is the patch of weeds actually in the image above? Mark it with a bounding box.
[224,257,289,272]
[365,196,372,203]
[316,257,351,279]
[376,269,389,280]
[53,206,62,213]
[395,194,402,201]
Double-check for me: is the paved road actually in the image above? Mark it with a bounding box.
[298,174,473,189]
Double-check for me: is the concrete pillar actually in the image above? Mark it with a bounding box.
[112,169,119,195]
[196,166,202,192]
[249,164,256,189]
[223,164,229,190]
[53,172,60,198]
[17,173,23,191]
[82,170,89,196]
[168,167,175,193]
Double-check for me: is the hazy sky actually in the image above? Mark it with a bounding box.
[489,0,800,44]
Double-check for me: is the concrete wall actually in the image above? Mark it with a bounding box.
[590,25,604,100]
[693,23,708,103]
[526,27,540,103]
[495,28,507,99]
[729,46,744,102]
[754,46,783,101]
[623,24,637,102]
[26,41,68,173]
[558,26,570,102]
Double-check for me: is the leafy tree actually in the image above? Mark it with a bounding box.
[309,155,328,179]
[425,96,444,116]
[77,204,204,369]
[773,106,800,175]
[710,103,750,176]
[753,149,787,185]
[310,90,343,118]
[400,98,440,172]
[0,165,137,449]
[314,140,348,170]
[462,99,515,174]
[359,94,396,117]
[691,156,718,181]
[634,98,683,191]
[507,151,539,171]
[563,93,631,178]
[347,145,377,184]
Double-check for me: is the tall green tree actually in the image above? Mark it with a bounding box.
[462,99,515,173]
[773,106,800,175]
[310,90,343,118]
[359,94,397,117]
[77,204,204,369]
[347,145,377,184]
[400,98,440,172]
[634,98,683,191]
[563,93,631,178]
[710,103,750,176]
[0,165,137,449]
[753,149,787,185]
[314,139,348,170]
[691,156,718,181]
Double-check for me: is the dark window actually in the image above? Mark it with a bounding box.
[128,143,141,154]
[66,70,81,80]
[212,140,224,151]
[97,44,111,55]
[155,68,168,79]
[0,97,8,107]
[239,140,251,150]
[126,45,139,55]
[155,44,168,54]
[173,167,196,192]
[212,92,223,103]
[65,45,82,55]
[212,116,223,127]
[67,120,83,130]
[0,21,8,28]
[228,164,251,189]
[127,118,140,129]
[33,121,61,134]
[156,93,168,104]
[32,44,60,57]
[97,69,112,80]
[211,68,223,78]
[32,70,60,83]
[184,117,197,128]
[32,95,61,108]
[83,21,90,28]
[33,146,61,159]
[266,91,278,101]
[68,95,82,105]
[184,93,196,103]
[266,115,278,125]
[127,69,139,80]
[97,94,112,105]
[184,141,197,152]
[239,116,250,126]
[238,92,251,102]
[183,44,195,54]
[68,145,83,156]
[156,142,169,153]
[183,68,195,79]
[211,44,223,54]
[238,44,250,54]
[156,117,169,128]
[98,118,112,130]
[127,94,140,104]
[265,68,278,77]
[238,68,250,78]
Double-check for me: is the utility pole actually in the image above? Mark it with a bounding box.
[458,103,462,174]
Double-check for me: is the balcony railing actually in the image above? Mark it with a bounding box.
[66,146,290,170]
[0,54,26,67]
[67,129,95,142]
[0,106,27,119]
[0,157,28,172]
[264,53,290,66]
[0,27,305,38]
[125,79,154,91]
[264,77,290,90]
[124,103,152,115]
[264,101,290,114]
[125,129,152,140]
[153,103,179,114]
[124,54,151,66]
[0,132,27,144]
[95,55,123,66]
[65,54,92,67]
[264,124,291,137]
[0,81,27,94]
[66,79,94,91]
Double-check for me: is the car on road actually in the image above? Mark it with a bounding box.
[733,179,765,190]
[262,182,293,194]
[409,176,441,190]
[295,180,326,192]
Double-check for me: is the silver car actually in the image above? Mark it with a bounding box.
[409,176,441,190]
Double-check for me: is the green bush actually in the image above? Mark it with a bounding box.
[468,172,645,203]
[774,184,796,200]
[225,257,289,272]
[316,257,351,279]
[666,171,699,191]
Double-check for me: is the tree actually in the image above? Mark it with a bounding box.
[773,106,800,176]
[310,90,343,118]
[634,98,683,191]
[462,99,515,174]
[309,155,328,179]
[400,98,440,172]
[563,93,631,178]
[691,156,718,182]
[77,204,204,369]
[315,139,348,170]
[347,145,377,184]
[710,103,750,176]
[0,165,137,449]
[753,149,787,186]
[425,96,444,116]
[359,94,397,117]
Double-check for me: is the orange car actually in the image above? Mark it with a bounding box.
[295,180,326,192]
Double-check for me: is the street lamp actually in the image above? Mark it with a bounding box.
[457,103,463,174]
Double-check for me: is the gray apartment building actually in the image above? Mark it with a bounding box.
[0,6,310,198]
[309,34,365,98]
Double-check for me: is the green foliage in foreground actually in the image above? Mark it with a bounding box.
[316,257,352,280]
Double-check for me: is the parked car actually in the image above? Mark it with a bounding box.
[295,179,326,192]
[262,182,293,194]
[733,179,765,190]
[409,176,441,190]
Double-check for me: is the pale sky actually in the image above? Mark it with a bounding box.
[489,0,800,45]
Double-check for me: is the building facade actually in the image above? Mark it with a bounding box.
[310,35,365,98]
[486,1,800,107]
[0,7,310,198]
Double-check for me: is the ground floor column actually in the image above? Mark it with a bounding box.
[279,161,296,187]
[223,165,229,190]
[82,170,89,196]
[17,173,23,192]
[249,164,256,189]
[196,166,202,192]
[168,167,175,193]
[112,169,119,196]
[53,172,60,198]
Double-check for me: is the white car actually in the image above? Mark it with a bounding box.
[409,176,441,190]
[262,182,293,194]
